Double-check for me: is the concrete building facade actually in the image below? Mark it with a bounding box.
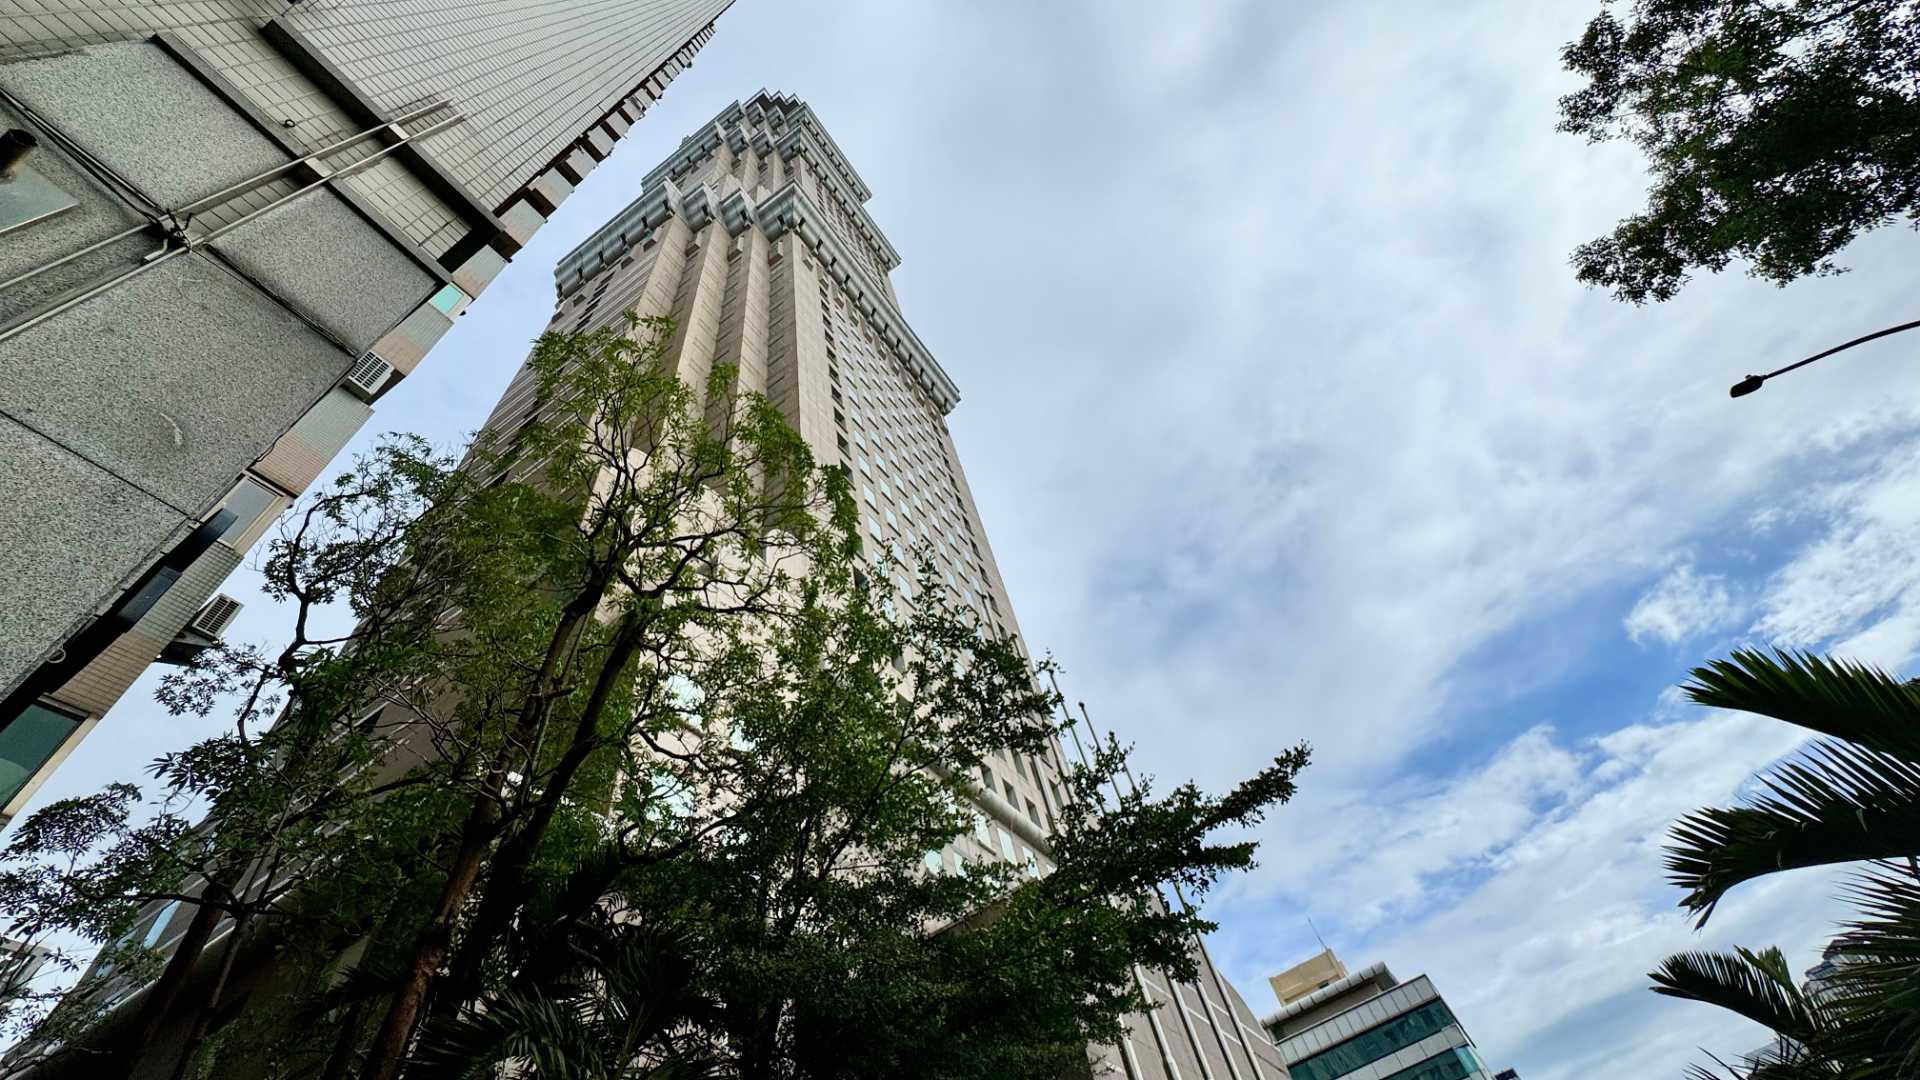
[1264,953,1493,1080]
[477,89,1286,1080]
[0,0,731,824]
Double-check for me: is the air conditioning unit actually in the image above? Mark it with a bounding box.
[343,352,394,400]
[188,594,243,640]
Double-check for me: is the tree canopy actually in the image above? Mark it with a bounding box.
[0,319,1310,1080]
[1649,650,1920,1079]
[1559,0,1920,302]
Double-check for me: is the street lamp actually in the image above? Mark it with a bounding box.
[1730,318,1920,398]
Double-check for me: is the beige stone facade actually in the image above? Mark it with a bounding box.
[1272,948,1352,1007]
[484,90,1287,1080]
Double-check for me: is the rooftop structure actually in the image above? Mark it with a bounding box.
[1263,952,1494,1080]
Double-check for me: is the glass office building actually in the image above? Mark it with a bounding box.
[1265,952,1496,1080]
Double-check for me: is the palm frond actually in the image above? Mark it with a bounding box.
[1665,738,1920,923]
[1685,651,1920,763]
[1681,1045,1844,1080]
[412,906,727,1078]
[410,991,595,1080]
[1652,947,1828,1041]
[1820,867,1920,1074]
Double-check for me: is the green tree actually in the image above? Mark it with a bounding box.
[533,550,1310,1080]
[1650,650,1920,1077]
[0,317,832,1079]
[409,907,726,1080]
[2,318,1310,1080]
[0,429,496,1078]
[1558,1,1920,302]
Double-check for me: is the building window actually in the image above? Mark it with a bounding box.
[427,283,471,316]
[1377,1048,1485,1080]
[141,899,183,949]
[1289,999,1460,1080]
[216,476,282,547]
[0,702,83,806]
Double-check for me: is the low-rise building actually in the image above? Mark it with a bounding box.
[1262,952,1493,1080]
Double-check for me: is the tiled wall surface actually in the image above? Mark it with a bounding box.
[0,1,726,812]
[283,0,730,208]
[0,1,727,253]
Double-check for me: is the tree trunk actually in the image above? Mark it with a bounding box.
[317,996,367,1080]
[427,614,647,1027]
[165,907,250,1080]
[356,581,614,1080]
[113,875,234,1072]
[425,747,583,1021]
[355,805,499,1080]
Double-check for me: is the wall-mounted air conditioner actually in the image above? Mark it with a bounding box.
[188,594,243,640]
[344,352,394,401]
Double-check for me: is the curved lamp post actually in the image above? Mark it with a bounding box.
[1731,318,1920,397]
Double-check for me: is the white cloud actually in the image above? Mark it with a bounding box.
[1625,561,1744,645]
[1757,440,1920,668]
[1222,703,1837,1080]
[19,5,1920,1080]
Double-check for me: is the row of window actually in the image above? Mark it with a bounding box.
[1289,999,1459,1080]
[821,289,1000,626]
[1378,1047,1486,1080]
[814,285,1062,835]
[923,811,1044,881]
[979,757,1064,834]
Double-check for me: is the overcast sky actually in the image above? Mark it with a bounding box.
[19,2,1920,1077]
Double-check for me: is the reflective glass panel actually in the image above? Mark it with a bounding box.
[0,704,82,806]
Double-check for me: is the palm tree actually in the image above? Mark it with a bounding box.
[1651,947,1842,1079]
[407,906,726,1080]
[1650,650,1920,1078]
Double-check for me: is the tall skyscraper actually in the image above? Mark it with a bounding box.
[478,89,1286,1080]
[30,84,1283,1080]
[1264,950,1497,1080]
[0,1,731,823]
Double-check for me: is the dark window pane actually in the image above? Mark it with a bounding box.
[1380,1048,1480,1080]
[0,704,83,806]
[1291,999,1458,1080]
